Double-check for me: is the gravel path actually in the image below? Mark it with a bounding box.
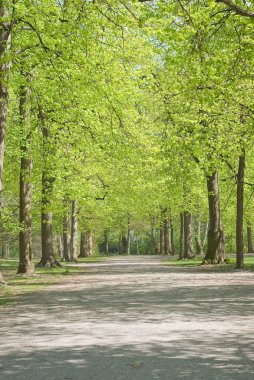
[1,256,254,380]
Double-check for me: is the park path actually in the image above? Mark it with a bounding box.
[1,256,254,380]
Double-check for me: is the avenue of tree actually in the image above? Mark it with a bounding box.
[0,0,254,279]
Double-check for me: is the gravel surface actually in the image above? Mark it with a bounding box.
[1,256,254,380]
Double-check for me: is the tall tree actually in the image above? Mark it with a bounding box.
[183,211,194,259]
[236,150,245,269]
[70,200,78,261]
[39,108,60,267]
[0,1,11,210]
[205,173,225,263]
[17,75,34,275]
[79,231,93,257]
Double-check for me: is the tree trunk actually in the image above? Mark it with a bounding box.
[170,219,175,256]
[184,211,194,258]
[205,171,225,264]
[41,210,57,267]
[17,82,34,275]
[40,166,56,267]
[247,223,254,253]
[39,109,60,267]
[63,206,71,261]
[70,200,78,261]
[40,211,55,267]
[118,233,123,254]
[236,150,245,269]
[18,156,34,274]
[0,4,11,211]
[163,218,169,255]
[160,224,164,255]
[196,217,206,256]
[179,212,184,259]
[127,217,131,255]
[122,235,128,254]
[104,229,109,255]
[136,237,140,255]
[1,237,9,258]
[56,233,63,258]
[79,231,93,257]
[151,217,158,254]
[196,220,209,256]
[0,5,11,283]
[203,221,209,250]
[196,219,201,256]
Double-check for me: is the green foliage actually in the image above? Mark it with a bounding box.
[1,0,254,262]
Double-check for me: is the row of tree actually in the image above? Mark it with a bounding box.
[1,0,254,280]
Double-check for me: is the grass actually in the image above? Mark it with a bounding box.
[0,255,106,306]
[164,254,254,270]
[76,255,107,264]
[164,257,203,267]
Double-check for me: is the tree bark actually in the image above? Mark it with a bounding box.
[41,210,58,267]
[79,231,93,257]
[203,221,209,250]
[160,224,164,255]
[63,205,71,261]
[1,236,9,258]
[247,223,254,253]
[127,216,131,255]
[196,219,202,255]
[163,218,169,255]
[56,233,63,258]
[179,212,184,259]
[118,233,123,254]
[17,82,34,275]
[136,236,140,255]
[196,220,208,256]
[70,200,78,261]
[236,150,245,269]
[184,211,194,258]
[0,3,11,211]
[39,108,60,267]
[170,219,175,256]
[40,169,55,266]
[151,217,158,254]
[122,234,128,254]
[0,4,11,283]
[205,172,225,263]
[104,229,109,255]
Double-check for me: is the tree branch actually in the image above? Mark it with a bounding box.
[215,0,254,19]
[96,192,108,201]
[17,19,50,51]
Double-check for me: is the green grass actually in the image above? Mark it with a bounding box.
[163,257,203,267]
[164,255,254,270]
[242,256,254,265]
[75,255,107,264]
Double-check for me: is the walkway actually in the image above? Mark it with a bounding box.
[0,256,254,379]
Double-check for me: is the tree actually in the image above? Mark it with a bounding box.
[0,1,11,210]
[17,73,34,275]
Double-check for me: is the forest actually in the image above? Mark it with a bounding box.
[1,0,254,281]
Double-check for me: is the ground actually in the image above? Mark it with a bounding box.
[0,256,254,380]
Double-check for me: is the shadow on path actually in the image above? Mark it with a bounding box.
[1,256,254,380]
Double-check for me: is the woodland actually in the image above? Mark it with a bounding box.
[0,0,254,281]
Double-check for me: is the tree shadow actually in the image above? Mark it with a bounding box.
[1,259,254,379]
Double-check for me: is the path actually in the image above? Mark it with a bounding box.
[1,256,254,380]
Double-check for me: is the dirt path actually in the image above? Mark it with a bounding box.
[1,256,254,380]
